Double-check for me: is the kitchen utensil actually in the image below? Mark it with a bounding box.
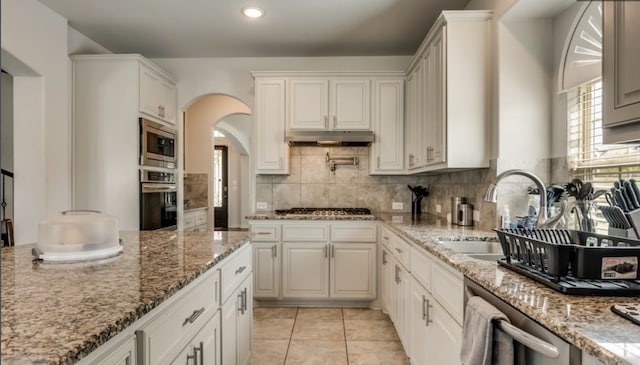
[624,181,640,209]
[598,205,619,228]
[620,186,637,210]
[451,197,465,224]
[614,189,630,212]
[605,192,615,206]
[629,179,640,204]
[457,203,474,226]
[578,182,592,200]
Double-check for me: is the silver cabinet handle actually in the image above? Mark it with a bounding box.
[183,307,205,326]
[331,244,335,258]
[238,291,244,314]
[194,341,204,365]
[382,250,387,265]
[395,248,403,254]
[425,298,433,325]
[272,244,277,258]
[256,232,271,235]
[235,266,247,275]
[187,348,197,365]
[394,264,400,284]
[422,295,427,321]
[324,115,328,129]
[377,156,380,168]
[324,245,328,258]
[333,115,337,128]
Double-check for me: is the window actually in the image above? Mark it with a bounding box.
[567,78,640,231]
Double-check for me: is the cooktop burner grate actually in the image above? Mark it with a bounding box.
[274,207,372,216]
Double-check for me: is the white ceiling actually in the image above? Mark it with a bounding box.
[38,0,471,58]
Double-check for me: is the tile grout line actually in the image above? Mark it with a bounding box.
[282,307,298,365]
[342,307,351,365]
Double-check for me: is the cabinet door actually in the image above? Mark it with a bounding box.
[427,29,446,166]
[288,79,329,130]
[380,248,392,313]
[282,242,329,298]
[139,66,176,124]
[371,79,405,174]
[391,262,410,352]
[237,277,253,365]
[329,243,376,299]
[255,79,289,174]
[603,2,640,142]
[253,242,280,298]
[409,279,429,365]
[406,65,424,170]
[331,79,371,130]
[222,293,238,365]
[427,298,462,365]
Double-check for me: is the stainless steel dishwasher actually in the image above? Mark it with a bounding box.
[464,277,582,365]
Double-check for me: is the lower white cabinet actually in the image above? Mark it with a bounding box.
[222,275,252,365]
[281,242,377,300]
[184,209,208,232]
[282,242,329,298]
[253,242,280,298]
[380,247,392,313]
[170,311,221,365]
[409,279,429,365]
[391,258,410,351]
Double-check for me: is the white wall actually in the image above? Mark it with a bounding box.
[68,27,113,55]
[1,0,71,244]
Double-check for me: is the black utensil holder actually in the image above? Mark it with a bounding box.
[412,200,422,215]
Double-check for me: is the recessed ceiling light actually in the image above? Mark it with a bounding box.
[242,7,264,18]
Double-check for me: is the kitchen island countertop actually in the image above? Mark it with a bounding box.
[377,213,640,365]
[1,230,249,365]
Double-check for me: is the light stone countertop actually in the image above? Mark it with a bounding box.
[1,230,249,365]
[377,213,640,365]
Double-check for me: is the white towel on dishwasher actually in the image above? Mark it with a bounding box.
[461,295,515,365]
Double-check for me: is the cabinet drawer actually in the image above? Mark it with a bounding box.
[331,223,377,242]
[410,246,432,290]
[251,225,280,242]
[184,214,195,230]
[221,244,252,303]
[139,271,218,365]
[381,227,393,249]
[431,261,464,324]
[282,224,329,242]
[392,235,411,269]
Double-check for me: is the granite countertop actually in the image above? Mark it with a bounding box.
[377,213,640,365]
[1,230,249,365]
[246,211,377,220]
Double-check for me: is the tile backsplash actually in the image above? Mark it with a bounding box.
[255,147,502,230]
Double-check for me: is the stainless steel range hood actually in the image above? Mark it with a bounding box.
[285,130,374,147]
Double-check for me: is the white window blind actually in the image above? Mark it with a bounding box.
[567,78,640,232]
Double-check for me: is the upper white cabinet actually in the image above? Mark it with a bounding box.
[288,78,371,130]
[405,11,492,173]
[603,2,640,143]
[253,77,290,174]
[139,65,177,124]
[370,79,405,174]
[71,54,177,230]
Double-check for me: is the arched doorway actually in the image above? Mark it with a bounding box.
[182,94,251,231]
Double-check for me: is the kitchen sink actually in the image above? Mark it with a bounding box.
[438,240,504,262]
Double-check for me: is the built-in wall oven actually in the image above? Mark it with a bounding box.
[140,118,176,169]
[140,169,177,230]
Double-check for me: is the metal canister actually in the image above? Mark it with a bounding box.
[451,197,465,225]
[457,204,474,226]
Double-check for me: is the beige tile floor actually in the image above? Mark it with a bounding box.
[251,307,410,365]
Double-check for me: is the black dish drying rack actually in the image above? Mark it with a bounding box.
[494,228,640,295]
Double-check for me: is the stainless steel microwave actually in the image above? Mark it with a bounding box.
[140,118,176,168]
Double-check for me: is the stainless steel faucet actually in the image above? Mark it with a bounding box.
[484,169,566,229]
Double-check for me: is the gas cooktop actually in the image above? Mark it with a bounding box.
[274,207,373,217]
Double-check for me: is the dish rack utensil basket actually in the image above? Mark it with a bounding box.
[495,228,640,281]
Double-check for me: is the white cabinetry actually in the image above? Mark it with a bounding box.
[380,246,393,314]
[184,209,208,232]
[603,1,640,143]
[250,223,281,299]
[254,78,289,174]
[71,55,177,230]
[256,221,377,301]
[370,79,405,174]
[139,65,177,124]
[405,11,491,173]
[382,224,464,365]
[221,244,253,365]
[93,336,137,365]
[288,78,371,130]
